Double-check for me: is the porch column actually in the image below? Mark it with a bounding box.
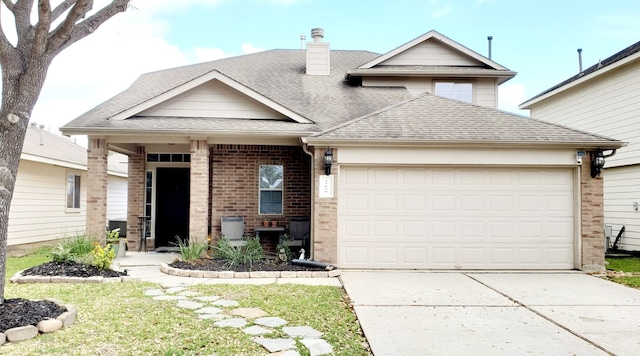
[127,146,146,250]
[86,138,108,239]
[312,147,338,264]
[580,151,605,272]
[189,139,210,244]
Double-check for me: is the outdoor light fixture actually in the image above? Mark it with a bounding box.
[323,148,333,175]
[591,151,605,178]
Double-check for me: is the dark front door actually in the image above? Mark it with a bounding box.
[155,167,190,248]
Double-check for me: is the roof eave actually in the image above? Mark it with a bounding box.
[345,69,517,84]
[60,127,316,138]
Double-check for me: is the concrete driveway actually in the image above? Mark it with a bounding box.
[340,271,640,356]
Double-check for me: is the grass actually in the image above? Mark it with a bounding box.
[2,249,370,355]
[605,256,640,289]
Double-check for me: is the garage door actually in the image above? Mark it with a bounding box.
[338,167,575,269]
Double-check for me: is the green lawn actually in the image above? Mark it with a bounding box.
[3,251,370,355]
[605,256,640,289]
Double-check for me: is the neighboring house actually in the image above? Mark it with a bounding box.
[61,29,622,271]
[8,123,128,248]
[520,40,640,252]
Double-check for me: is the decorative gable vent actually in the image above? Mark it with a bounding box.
[306,28,330,76]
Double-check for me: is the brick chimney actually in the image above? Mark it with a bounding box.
[306,28,330,76]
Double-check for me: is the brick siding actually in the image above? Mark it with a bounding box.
[312,147,338,263]
[127,146,147,251]
[190,140,210,244]
[580,151,605,272]
[86,138,108,238]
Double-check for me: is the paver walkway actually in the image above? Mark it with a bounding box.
[144,283,333,355]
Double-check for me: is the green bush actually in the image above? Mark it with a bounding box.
[275,234,294,262]
[213,236,264,270]
[90,243,116,270]
[172,236,208,262]
[50,234,96,263]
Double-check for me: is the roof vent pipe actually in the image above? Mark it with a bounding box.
[38,124,44,145]
[299,34,306,49]
[487,36,493,59]
[311,28,324,42]
[577,48,583,72]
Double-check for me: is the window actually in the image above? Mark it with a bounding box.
[66,173,81,210]
[434,82,473,103]
[259,165,283,215]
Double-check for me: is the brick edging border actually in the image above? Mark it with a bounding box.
[160,263,342,278]
[10,271,141,284]
[0,298,77,345]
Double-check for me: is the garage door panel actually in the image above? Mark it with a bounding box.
[339,167,575,269]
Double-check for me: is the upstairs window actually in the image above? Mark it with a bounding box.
[259,165,283,215]
[66,173,81,210]
[434,82,473,103]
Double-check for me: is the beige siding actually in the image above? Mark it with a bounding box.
[107,175,128,220]
[381,39,484,66]
[528,63,640,167]
[8,161,87,246]
[603,165,640,251]
[139,80,288,120]
[362,77,497,108]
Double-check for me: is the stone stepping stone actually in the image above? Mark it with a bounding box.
[283,326,322,338]
[144,289,164,296]
[165,287,186,294]
[253,337,296,353]
[242,325,272,335]
[195,307,223,314]
[194,296,221,302]
[300,338,333,356]
[177,300,204,309]
[255,316,288,328]
[214,318,247,328]
[153,295,187,301]
[211,299,239,307]
[230,307,267,319]
[198,314,228,321]
[179,291,200,297]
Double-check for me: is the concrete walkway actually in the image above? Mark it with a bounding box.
[341,271,640,356]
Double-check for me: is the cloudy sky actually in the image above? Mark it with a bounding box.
[4,0,640,140]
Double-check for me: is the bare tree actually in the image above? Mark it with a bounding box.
[0,0,130,303]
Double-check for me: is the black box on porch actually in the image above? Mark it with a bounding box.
[108,219,127,238]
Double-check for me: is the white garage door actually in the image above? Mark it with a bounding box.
[338,167,575,269]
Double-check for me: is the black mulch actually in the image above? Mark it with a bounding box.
[0,298,66,333]
[21,261,128,278]
[169,258,331,272]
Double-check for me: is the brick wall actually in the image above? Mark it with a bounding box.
[210,145,311,245]
[312,147,338,264]
[581,151,605,272]
[127,146,146,251]
[86,138,108,238]
[190,140,209,244]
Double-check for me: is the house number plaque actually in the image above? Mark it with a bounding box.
[319,175,334,198]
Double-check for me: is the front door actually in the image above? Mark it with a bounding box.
[155,167,190,248]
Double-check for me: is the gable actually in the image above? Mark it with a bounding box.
[138,80,289,120]
[380,38,485,67]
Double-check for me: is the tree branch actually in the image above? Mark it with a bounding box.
[51,0,77,22]
[46,0,91,52]
[48,0,128,55]
[1,0,15,12]
[30,0,51,61]
[12,0,34,44]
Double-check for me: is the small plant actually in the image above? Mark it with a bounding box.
[172,236,207,262]
[106,228,121,243]
[213,235,264,270]
[50,233,97,263]
[90,243,116,270]
[275,234,294,262]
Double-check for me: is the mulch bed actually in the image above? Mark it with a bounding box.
[20,261,128,278]
[0,299,65,333]
[169,258,332,272]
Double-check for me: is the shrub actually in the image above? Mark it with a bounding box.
[50,234,96,263]
[172,236,208,262]
[90,244,116,270]
[213,235,264,270]
[275,234,294,262]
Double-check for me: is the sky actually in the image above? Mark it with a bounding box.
[4,0,640,142]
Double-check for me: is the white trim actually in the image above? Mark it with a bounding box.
[109,70,313,124]
[358,30,509,70]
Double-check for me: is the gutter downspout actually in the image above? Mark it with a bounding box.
[301,141,315,260]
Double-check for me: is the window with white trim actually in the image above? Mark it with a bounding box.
[259,165,283,215]
[434,82,473,103]
[66,173,81,210]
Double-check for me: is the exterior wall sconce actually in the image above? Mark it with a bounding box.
[591,151,605,178]
[323,148,333,175]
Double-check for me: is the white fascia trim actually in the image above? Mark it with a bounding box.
[358,30,509,71]
[520,52,640,109]
[109,70,313,124]
[21,154,127,177]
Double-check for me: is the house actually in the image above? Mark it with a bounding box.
[8,123,128,249]
[61,29,623,271]
[520,40,640,252]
